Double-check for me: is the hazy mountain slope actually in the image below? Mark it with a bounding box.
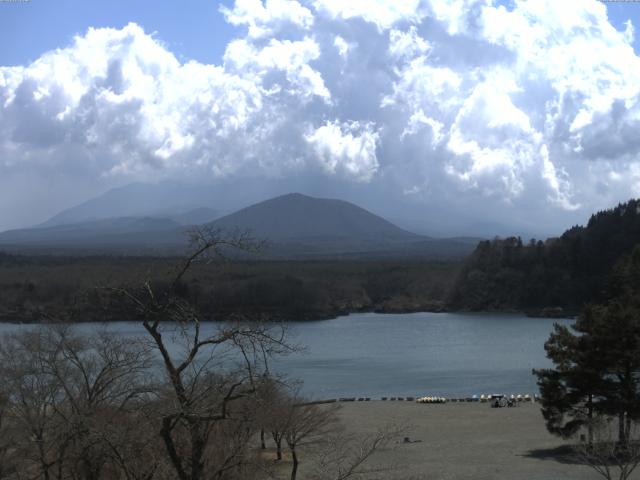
[39,182,223,227]
[169,207,218,225]
[210,193,421,242]
[0,192,479,259]
[0,217,185,247]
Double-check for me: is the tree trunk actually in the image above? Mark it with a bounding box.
[290,446,298,480]
[260,429,266,450]
[272,433,282,460]
[161,417,189,480]
[190,424,205,480]
[37,436,50,480]
[587,395,594,447]
[619,412,627,446]
[39,458,50,480]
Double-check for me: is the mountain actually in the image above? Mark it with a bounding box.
[0,192,479,259]
[38,182,224,228]
[205,193,482,259]
[169,207,219,226]
[450,198,640,315]
[210,193,420,242]
[0,217,185,251]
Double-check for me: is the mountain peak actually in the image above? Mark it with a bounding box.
[209,193,420,242]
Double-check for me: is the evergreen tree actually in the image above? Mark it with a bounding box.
[534,318,602,444]
[535,245,640,446]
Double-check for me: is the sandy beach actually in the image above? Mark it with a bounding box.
[272,400,623,480]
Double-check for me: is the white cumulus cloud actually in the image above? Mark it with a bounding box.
[2,0,640,233]
[305,120,379,181]
[220,0,314,39]
[312,0,424,31]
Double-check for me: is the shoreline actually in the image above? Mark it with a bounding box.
[0,306,577,324]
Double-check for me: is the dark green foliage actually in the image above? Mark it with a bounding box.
[0,257,460,322]
[451,199,640,314]
[535,246,640,445]
[534,319,601,441]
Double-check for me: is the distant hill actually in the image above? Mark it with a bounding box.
[210,193,420,242]
[0,192,479,259]
[169,207,219,226]
[38,182,224,228]
[0,217,185,251]
[206,193,480,259]
[449,199,640,315]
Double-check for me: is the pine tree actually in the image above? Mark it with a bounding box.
[535,245,640,446]
[534,318,601,444]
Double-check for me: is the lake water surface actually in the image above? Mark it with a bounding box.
[0,312,572,399]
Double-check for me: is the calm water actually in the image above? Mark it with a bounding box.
[0,312,572,399]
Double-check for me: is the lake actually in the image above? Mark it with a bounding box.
[0,312,572,399]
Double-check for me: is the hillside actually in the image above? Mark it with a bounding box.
[210,193,420,242]
[38,182,223,227]
[0,217,185,251]
[208,193,483,259]
[170,207,218,226]
[0,193,479,259]
[449,199,640,315]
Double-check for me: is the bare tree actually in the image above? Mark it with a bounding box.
[308,423,406,480]
[110,227,293,480]
[256,377,292,461]
[281,399,339,480]
[0,389,18,479]
[0,329,69,479]
[41,327,155,480]
[0,326,157,480]
[573,416,640,480]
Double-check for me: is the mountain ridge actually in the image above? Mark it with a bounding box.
[209,192,422,242]
[38,182,224,228]
[0,192,478,259]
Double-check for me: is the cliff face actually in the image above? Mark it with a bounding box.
[449,199,640,315]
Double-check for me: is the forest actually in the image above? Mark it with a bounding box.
[450,199,640,316]
[0,252,459,323]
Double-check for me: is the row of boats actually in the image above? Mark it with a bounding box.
[416,394,538,404]
[329,394,540,404]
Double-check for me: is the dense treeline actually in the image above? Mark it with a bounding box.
[0,255,459,322]
[450,199,640,315]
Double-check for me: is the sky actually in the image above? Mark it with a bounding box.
[1,0,640,237]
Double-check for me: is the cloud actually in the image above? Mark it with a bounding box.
[389,26,431,60]
[2,0,640,233]
[333,36,352,59]
[224,36,330,100]
[305,120,379,181]
[312,0,424,31]
[220,0,314,39]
